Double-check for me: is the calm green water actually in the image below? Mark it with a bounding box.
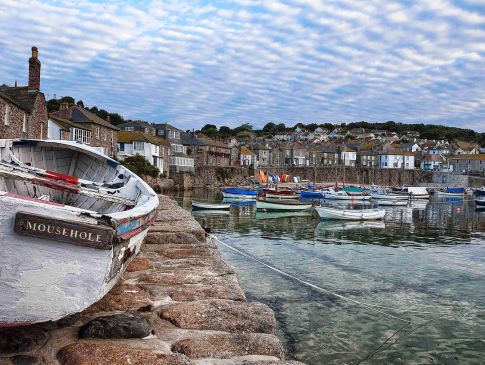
[171,190,485,365]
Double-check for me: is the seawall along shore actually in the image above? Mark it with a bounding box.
[0,195,305,365]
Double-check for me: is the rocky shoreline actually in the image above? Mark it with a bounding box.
[0,195,304,365]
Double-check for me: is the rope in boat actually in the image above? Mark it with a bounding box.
[209,234,411,323]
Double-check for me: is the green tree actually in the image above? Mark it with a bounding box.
[263,122,276,132]
[46,99,60,113]
[76,100,85,108]
[121,155,160,178]
[59,96,75,105]
[108,113,124,125]
[201,124,218,137]
[219,126,232,137]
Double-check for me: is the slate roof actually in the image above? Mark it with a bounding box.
[50,106,120,131]
[117,131,169,146]
[49,115,91,131]
[0,84,41,113]
[181,133,206,146]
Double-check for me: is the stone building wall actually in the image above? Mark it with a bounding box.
[171,166,251,189]
[0,94,47,139]
[90,124,118,157]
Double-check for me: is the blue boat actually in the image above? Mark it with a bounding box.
[222,188,258,199]
[474,188,485,197]
[436,187,465,196]
[300,190,325,198]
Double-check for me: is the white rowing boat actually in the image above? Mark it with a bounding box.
[256,198,313,211]
[375,199,408,206]
[370,190,409,201]
[313,206,386,220]
[192,200,231,210]
[0,139,159,326]
[325,190,371,201]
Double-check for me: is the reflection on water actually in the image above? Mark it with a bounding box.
[171,189,485,365]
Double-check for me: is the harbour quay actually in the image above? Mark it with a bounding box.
[0,194,304,365]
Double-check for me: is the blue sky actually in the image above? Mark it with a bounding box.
[0,0,484,131]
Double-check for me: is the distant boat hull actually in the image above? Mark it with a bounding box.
[300,191,325,198]
[313,206,386,220]
[370,192,409,200]
[192,201,231,210]
[475,199,485,207]
[325,192,371,201]
[376,199,408,206]
[222,188,257,199]
[256,199,313,211]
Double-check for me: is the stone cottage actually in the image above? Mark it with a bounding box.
[49,104,120,157]
[0,47,48,139]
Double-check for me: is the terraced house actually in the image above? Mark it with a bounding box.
[117,131,170,175]
[0,47,48,140]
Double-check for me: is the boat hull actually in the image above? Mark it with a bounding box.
[256,200,313,211]
[300,191,324,198]
[475,200,485,207]
[376,199,408,206]
[313,206,386,220]
[370,193,409,200]
[222,192,257,199]
[325,193,371,201]
[265,193,299,199]
[192,201,231,210]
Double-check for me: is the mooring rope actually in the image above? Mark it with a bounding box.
[209,234,412,323]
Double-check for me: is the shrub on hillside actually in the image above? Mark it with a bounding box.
[121,155,160,178]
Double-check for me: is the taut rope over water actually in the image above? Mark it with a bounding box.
[209,234,411,324]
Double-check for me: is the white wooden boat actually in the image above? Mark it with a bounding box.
[325,190,371,201]
[370,190,409,201]
[313,206,386,220]
[375,199,408,206]
[256,198,313,211]
[192,200,231,210]
[0,139,159,326]
[401,186,429,199]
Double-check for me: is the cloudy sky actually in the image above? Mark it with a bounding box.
[0,0,484,131]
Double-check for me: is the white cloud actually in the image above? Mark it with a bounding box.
[0,0,483,130]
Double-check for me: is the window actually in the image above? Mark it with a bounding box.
[22,113,27,132]
[168,130,180,139]
[71,128,92,144]
[125,127,134,131]
[4,104,10,126]
[157,129,164,136]
[119,143,125,151]
[133,141,144,150]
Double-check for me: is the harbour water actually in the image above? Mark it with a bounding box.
[172,190,485,365]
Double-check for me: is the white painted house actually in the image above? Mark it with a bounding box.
[379,153,415,169]
[341,147,357,167]
[117,131,170,174]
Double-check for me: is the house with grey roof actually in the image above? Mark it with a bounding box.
[0,47,48,140]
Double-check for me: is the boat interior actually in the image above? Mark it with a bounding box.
[0,141,141,214]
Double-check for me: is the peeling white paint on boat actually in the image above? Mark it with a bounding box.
[0,139,158,325]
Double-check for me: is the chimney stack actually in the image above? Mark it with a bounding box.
[60,102,70,110]
[28,46,41,91]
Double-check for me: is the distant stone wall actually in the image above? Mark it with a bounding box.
[264,167,433,186]
[431,172,485,188]
[171,166,251,190]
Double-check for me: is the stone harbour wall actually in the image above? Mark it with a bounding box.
[0,195,304,365]
[171,166,252,190]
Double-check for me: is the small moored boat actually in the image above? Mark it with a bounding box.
[370,189,409,201]
[300,190,325,199]
[475,199,485,208]
[192,200,231,210]
[375,199,408,206]
[222,188,258,199]
[263,188,299,199]
[325,190,371,201]
[0,139,159,326]
[256,198,313,211]
[435,187,466,196]
[313,206,386,220]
